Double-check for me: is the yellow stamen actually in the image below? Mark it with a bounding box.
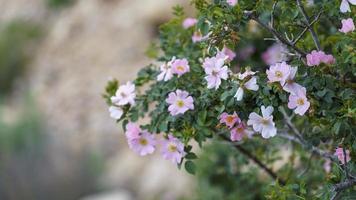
[177,66,185,72]
[275,71,283,78]
[168,144,177,152]
[297,98,305,105]
[139,138,148,146]
[176,100,185,108]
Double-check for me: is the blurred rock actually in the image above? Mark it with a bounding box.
[27,0,194,199]
[81,190,132,200]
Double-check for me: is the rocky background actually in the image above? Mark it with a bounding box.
[0,0,194,199]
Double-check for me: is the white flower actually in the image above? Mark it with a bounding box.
[237,69,257,80]
[340,0,356,13]
[282,66,304,94]
[203,57,229,90]
[111,81,136,106]
[157,57,175,81]
[234,76,259,101]
[109,106,123,120]
[247,106,277,139]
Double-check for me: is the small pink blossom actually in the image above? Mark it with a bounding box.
[237,68,257,80]
[157,57,175,81]
[340,0,356,13]
[339,18,355,33]
[234,76,259,101]
[125,122,141,140]
[111,81,136,106]
[128,131,156,156]
[247,106,277,139]
[283,67,304,94]
[219,112,241,128]
[109,106,123,120]
[166,89,194,116]
[203,57,229,89]
[266,62,291,85]
[226,0,238,6]
[217,46,236,61]
[230,122,251,141]
[171,58,190,76]
[161,134,186,164]
[334,147,351,164]
[306,50,335,66]
[262,43,289,65]
[182,18,198,29]
[287,87,310,116]
[237,46,255,61]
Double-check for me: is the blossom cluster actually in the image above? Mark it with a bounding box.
[124,122,186,164]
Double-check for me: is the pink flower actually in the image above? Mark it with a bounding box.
[247,106,277,139]
[157,57,175,81]
[203,57,229,89]
[219,112,241,128]
[161,134,186,164]
[334,147,351,164]
[234,76,259,101]
[125,122,141,140]
[128,131,156,156]
[339,18,355,33]
[230,122,251,141]
[237,46,255,61]
[182,18,198,29]
[262,43,289,65]
[166,89,194,116]
[340,0,356,13]
[287,87,310,116]
[111,81,136,106]
[226,0,238,6]
[237,68,257,80]
[306,50,335,66]
[217,46,236,61]
[282,67,304,94]
[266,62,291,85]
[109,106,123,120]
[171,58,190,76]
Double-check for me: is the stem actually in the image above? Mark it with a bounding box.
[219,135,286,185]
[244,11,306,56]
[293,9,323,45]
[296,0,321,50]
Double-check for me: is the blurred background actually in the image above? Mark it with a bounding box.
[0,0,197,199]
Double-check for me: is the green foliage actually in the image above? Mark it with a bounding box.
[46,0,74,9]
[105,0,356,198]
[0,20,42,96]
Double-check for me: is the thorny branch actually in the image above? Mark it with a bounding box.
[219,134,286,185]
[296,0,321,50]
[293,9,323,45]
[243,10,307,56]
[331,178,356,200]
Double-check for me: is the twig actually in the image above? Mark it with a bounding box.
[244,10,306,56]
[296,0,321,50]
[219,134,286,185]
[270,1,278,28]
[279,107,338,163]
[331,178,356,200]
[293,10,323,45]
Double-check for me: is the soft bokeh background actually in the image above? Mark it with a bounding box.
[0,0,197,199]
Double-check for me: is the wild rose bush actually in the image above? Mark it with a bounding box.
[104,0,355,199]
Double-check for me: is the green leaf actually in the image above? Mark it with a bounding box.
[184,160,196,174]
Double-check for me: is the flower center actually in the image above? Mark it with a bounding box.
[139,138,148,146]
[226,116,235,124]
[177,66,185,72]
[120,92,127,97]
[212,70,218,76]
[176,100,185,108]
[261,118,270,125]
[237,127,244,132]
[168,143,177,152]
[275,71,283,78]
[297,98,304,105]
